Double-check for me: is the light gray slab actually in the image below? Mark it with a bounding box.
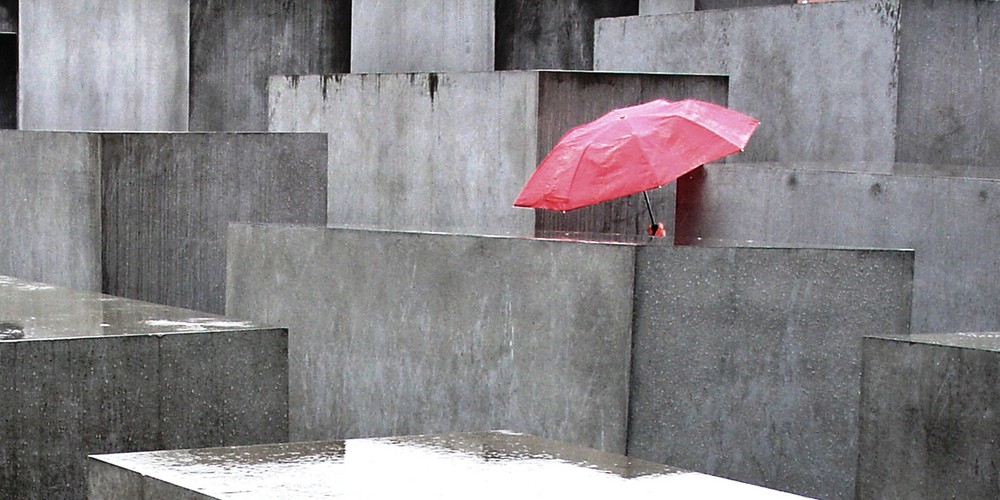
[351,0,495,73]
[595,0,900,165]
[88,432,810,499]
[268,70,725,239]
[189,0,351,131]
[0,276,288,500]
[18,0,188,131]
[226,224,635,452]
[695,0,789,8]
[640,0,695,15]
[860,334,1000,498]
[674,163,1000,333]
[629,245,913,499]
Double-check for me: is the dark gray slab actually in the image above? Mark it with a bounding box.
[674,163,1000,333]
[595,0,899,165]
[269,70,725,239]
[189,0,350,131]
[0,0,15,32]
[18,0,188,131]
[88,432,809,499]
[859,334,1000,499]
[494,1,638,70]
[628,245,913,499]
[0,275,288,500]
[226,224,636,452]
[0,34,13,129]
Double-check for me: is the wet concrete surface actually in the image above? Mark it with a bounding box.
[89,431,809,499]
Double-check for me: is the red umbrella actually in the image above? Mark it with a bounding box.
[514,98,759,236]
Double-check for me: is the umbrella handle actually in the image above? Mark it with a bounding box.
[643,191,666,238]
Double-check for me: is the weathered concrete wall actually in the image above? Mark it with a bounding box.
[189,0,351,131]
[351,0,494,72]
[629,246,913,499]
[494,1,638,70]
[101,133,327,314]
[0,33,14,129]
[0,276,287,500]
[269,70,726,238]
[896,1,1000,167]
[595,0,900,165]
[18,0,189,131]
[0,0,14,32]
[226,224,636,452]
[859,334,1000,499]
[675,163,1000,333]
[640,0,695,15]
[0,132,101,290]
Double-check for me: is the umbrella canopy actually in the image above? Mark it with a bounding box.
[514,99,759,212]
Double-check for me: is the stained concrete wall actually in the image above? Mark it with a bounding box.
[640,0,695,15]
[595,0,899,165]
[18,0,188,131]
[351,0,494,73]
[0,132,101,291]
[674,163,1000,333]
[494,1,638,70]
[269,70,726,238]
[189,0,351,131]
[0,276,287,500]
[859,334,1000,499]
[0,33,14,129]
[629,246,913,499]
[225,224,636,452]
[895,1,1000,166]
[101,133,327,314]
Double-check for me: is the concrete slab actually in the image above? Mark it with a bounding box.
[629,245,913,499]
[351,0,495,73]
[0,275,288,500]
[88,431,809,499]
[0,131,327,314]
[640,0,695,15]
[18,0,188,131]
[595,0,899,165]
[0,0,14,32]
[225,224,636,452]
[859,333,1000,499]
[269,70,726,238]
[189,0,351,131]
[696,0,789,8]
[674,163,1000,333]
[0,33,13,129]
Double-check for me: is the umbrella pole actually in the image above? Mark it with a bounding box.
[643,191,656,229]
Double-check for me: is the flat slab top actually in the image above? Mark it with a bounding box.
[0,276,270,341]
[870,332,1000,352]
[91,431,806,499]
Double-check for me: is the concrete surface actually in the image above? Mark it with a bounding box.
[1,34,16,129]
[628,245,913,499]
[0,0,14,32]
[0,131,327,314]
[696,0,789,8]
[101,133,327,314]
[269,70,726,238]
[88,432,810,499]
[674,163,1000,333]
[0,275,287,500]
[0,131,101,291]
[351,0,494,73]
[640,0,695,15]
[494,1,638,70]
[18,0,188,131]
[595,0,899,165]
[859,333,1000,499]
[189,0,351,131]
[226,224,636,452]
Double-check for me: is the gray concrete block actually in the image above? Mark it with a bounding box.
[595,0,899,165]
[859,334,1000,499]
[0,131,102,291]
[494,1,639,70]
[674,163,1000,333]
[189,0,351,131]
[18,0,188,131]
[0,275,288,500]
[351,0,495,73]
[696,0,790,9]
[628,245,913,499]
[640,0,695,15]
[0,34,13,129]
[88,432,810,499]
[269,70,725,239]
[226,224,636,452]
